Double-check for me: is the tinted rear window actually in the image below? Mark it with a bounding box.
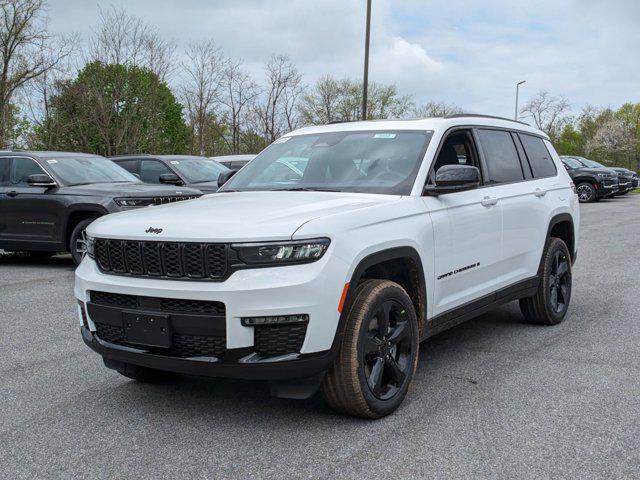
[477,129,524,184]
[520,134,557,178]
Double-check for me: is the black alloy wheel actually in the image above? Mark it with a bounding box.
[548,249,570,314]
[361,299,414,400]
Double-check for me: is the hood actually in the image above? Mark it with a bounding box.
[59,182,202,197]
[87,191,400,242]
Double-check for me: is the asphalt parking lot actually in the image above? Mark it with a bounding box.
[1,195,639,479]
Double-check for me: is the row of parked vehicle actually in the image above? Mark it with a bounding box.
[560,155,639,203]
[0,151,254,264]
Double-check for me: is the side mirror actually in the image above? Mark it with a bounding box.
[424,164,480,196]
[158,173,183,185]
[27,174,57,188]
[218,169,238,188]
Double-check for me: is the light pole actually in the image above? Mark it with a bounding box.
[515,80,526,120]
[362,0,372,121]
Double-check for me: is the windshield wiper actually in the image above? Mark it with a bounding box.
[272,187,341,192]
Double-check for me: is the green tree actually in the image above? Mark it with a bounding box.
[33,61,190,155]
[556,124,585,156]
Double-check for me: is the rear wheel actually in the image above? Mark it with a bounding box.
[520,237,572,326]
[321,279,419,419]
[576,182,596,203]
[69,218,96,265]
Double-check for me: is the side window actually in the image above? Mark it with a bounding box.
[519,134,557,178]
[140,160,172,183]
[10,157,47,186]
[430,130,481,183]
[0,158,10,186]
[114,159,138,175]
[477,129,524,184]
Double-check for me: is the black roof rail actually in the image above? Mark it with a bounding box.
[108,153,152,158]
[444,113,530,126]
[327,119,357,124]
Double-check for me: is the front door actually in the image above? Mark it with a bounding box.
[0,157,62,244]
[423,129,503,317]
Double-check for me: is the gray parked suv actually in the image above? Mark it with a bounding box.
[0,151,202,264]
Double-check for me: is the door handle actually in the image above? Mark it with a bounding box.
[6,190,18,197]
[481,196,498,207]
[533,188,547,197]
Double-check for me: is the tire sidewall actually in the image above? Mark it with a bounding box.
[355,283,419,417]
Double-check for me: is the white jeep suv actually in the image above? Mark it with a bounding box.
[75,115,579,418]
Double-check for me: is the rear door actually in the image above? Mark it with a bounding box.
[475,129,549,287]
[0,157,64,244]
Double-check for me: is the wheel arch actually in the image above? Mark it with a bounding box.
[540,213,576,273]
[64,206,107,249]
[337,246,427,340]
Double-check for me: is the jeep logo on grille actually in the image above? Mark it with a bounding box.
[145,227,163,234]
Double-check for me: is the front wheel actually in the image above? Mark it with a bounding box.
[576,182,596,203]
[321,279,419,418]
[70,218,96,265]
[520,237,572,326]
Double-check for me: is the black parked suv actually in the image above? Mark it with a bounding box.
[0,151,202,264]
[609,167,636,195]
[560,156,619,202]
[110,155,229,194]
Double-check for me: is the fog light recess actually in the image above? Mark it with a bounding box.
[241,314,309,326]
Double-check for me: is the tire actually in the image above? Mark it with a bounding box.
[576,182,596,203]
[621,190,628,195]
[520,237,572,326]
[69,218,96,265]
[321,279,419,419]
[104,359,175,383]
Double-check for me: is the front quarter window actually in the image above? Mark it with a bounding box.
[220,130,432,195]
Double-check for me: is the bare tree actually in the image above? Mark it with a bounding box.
[0,0,73,145]
[255,54,302,143]
[412,100,463,118]
[88,6,175,80]
[221,60,259,154]
[181,40,225,155]
[519,91,571,141]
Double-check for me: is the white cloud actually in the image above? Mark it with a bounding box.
[371,37,444,95]
[45,0,639,118]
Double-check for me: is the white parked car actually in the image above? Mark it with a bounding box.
[76,115,579,418]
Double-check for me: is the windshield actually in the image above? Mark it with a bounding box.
[166,157,229,183]
[562,157,584,169]
[45,156,139,185]
[219,130,432,195]
[578,158,606,169]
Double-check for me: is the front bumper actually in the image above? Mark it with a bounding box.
[597,181,619,198]
[75,252,350,379]
[81,326,335,380]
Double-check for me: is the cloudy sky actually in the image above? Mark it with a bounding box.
[47,0,639,118]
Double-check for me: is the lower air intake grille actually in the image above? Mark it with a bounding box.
[254,324,307,357]
[94,323,226,358]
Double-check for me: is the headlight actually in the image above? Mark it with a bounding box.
[233,238,330,265]
[114,197,156,207]
[86,235,95,258]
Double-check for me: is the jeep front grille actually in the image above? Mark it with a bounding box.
[153,196,200,205]
[94,239,228,280]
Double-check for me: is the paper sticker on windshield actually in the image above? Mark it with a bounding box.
[273,136,291,144]
[46,159,58,164]
[374,133,396,139]
[170,161,180,165]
